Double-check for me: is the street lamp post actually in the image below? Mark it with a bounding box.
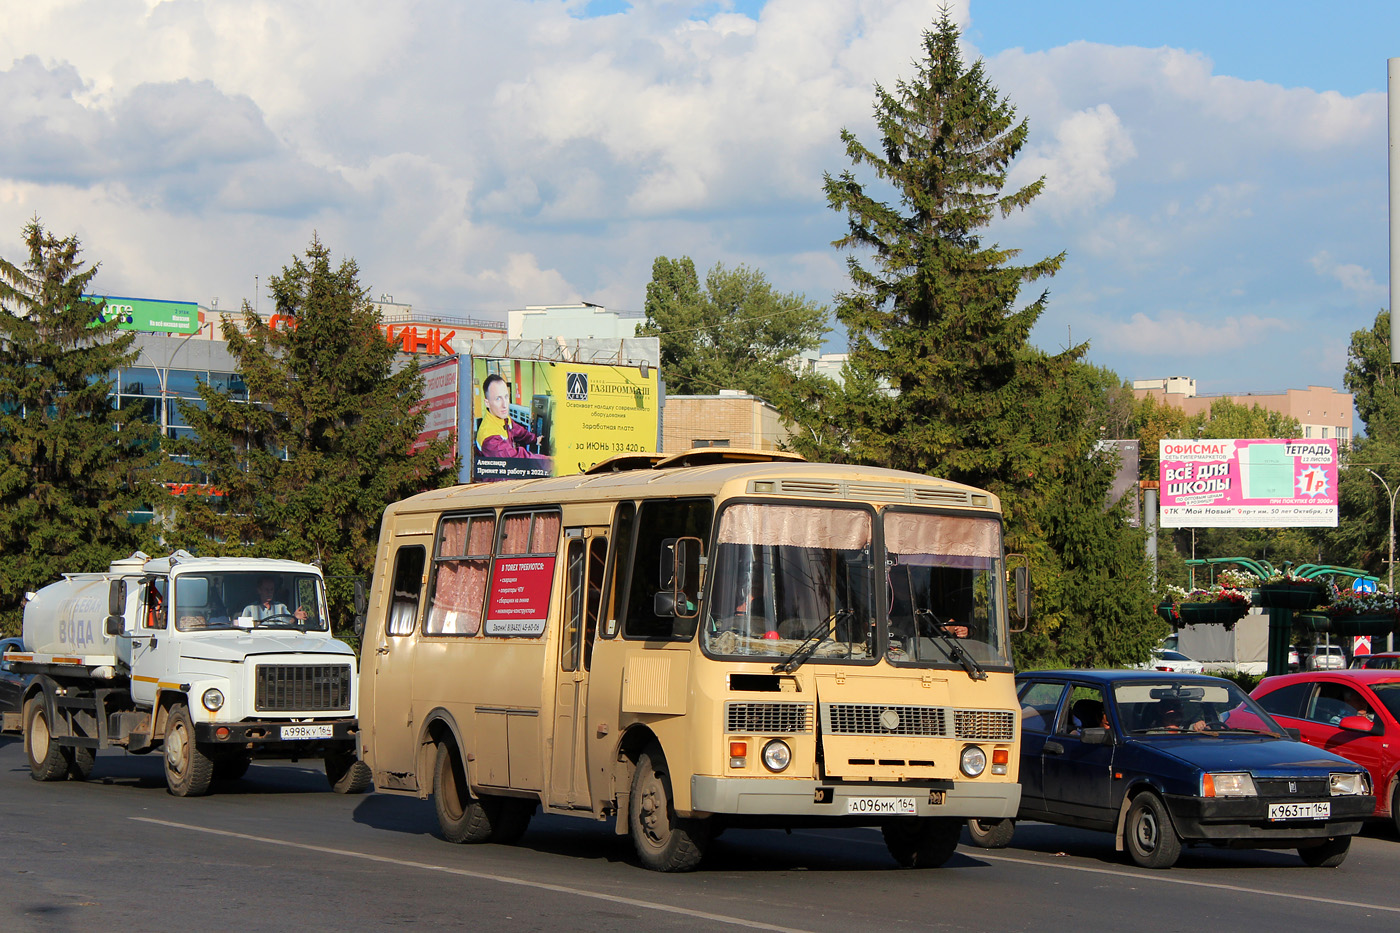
[1366,469,1398,652]
[136,322,210,438]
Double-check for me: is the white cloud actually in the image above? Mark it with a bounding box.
[1009,103,1136,215]
[1310,250,1386,302]
[1097,310,1293,356]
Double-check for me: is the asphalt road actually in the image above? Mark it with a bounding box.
[5,734,1400,933]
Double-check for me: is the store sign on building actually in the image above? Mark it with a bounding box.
[1158,438,1338,528]
[411,357,461,469]
[90,296,202,335]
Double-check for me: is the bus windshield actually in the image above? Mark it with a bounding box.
[702,503,876,661]
[883,510,1010,669]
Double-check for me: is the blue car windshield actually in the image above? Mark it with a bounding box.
[1115,680,1285,736]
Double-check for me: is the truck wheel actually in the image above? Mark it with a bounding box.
[882,817,962,868]
[629,744,710,871]
[25,697,71,782]
[68,745,96,781]
[164,704,215,797]
[325,750,373,794]
[966,817,1015,849]
[434,741,498,843]
[1299,835,1351,868]
[214,753,251,782]
[1125,792,1181,869]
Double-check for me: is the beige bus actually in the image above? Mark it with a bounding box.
[357,449,1024,871]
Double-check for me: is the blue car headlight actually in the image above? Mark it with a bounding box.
[1329,772,1369,796]
[1202,772,1256,797]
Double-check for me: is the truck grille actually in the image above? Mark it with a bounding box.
[726,701,813,734]
[823,704,946,736]
[954,709,1015,741]
[255,664,352,712]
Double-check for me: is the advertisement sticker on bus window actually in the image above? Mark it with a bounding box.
[485,556,556,636]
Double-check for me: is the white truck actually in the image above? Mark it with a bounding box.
[1,550,370,796]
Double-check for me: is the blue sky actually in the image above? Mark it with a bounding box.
[0,0,1395,423]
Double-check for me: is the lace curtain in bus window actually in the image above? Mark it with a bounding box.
[426,514,496,635]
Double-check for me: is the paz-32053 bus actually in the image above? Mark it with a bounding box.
[356,449,1025,871]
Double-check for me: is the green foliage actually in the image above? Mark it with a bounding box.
[638,255,837,448]
[168,235,456,631]
[1345,309,1400,441]
[821,13,1159,669]
[0,220,161,636]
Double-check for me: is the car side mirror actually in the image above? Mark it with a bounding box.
[1284,726,1301,741]
[1338,715,1375,734]
[1080,726,1113,745]
[1007,556,1030,632]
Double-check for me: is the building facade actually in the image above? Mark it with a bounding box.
[1132,378,1354,447]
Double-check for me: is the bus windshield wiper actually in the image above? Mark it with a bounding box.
[915,609,987,681]
[773,608,853,674]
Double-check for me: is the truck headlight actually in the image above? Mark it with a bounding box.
[960,745,987,777]
[1202,772,1256,797]
[1330,772,1369,796]
[761,740,792,773]
[202,688,225,712]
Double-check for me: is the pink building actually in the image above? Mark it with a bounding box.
[1132,377,1354,447]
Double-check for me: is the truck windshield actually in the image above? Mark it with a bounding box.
[701,503,877,661]
[174,572,329,632]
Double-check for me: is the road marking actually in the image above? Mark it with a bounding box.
[799,830,1400,915]
[131,817,814,933]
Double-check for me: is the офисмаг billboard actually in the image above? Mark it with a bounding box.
[1158,438,1337,528]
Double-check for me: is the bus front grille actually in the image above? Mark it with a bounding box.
[954,709,1015,741]
[726,701,813,734]
[255,664,352,712]
[822,704,946,736]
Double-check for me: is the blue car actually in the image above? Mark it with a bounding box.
[965,670,1374,868]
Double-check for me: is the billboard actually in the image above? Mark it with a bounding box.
[90,296,202,335]
[468,357,659,483]
[411,357,460,469]
[1158,438,1337,528]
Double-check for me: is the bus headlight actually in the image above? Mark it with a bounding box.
[960,745,987,777]
[202,688,225,712]
[761,740,792,773]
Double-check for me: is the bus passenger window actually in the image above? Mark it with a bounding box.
[426,513,496,636]
[387,546,426,636]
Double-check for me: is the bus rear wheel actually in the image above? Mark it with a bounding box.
[629,744,709,872]
[883,817,961,868]
[434,741,497,843]
[966,817,1015,849]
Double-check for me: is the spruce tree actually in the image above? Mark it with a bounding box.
[824,11,1063,490]
[169,235,455,629]
[0,220,160,634]
[823,13,1161,667]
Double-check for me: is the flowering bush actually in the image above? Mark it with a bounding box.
[1162,582,1252,609]
[1323,583,1400,618]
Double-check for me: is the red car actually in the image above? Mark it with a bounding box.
[1352,652,1400,670]
[1251,670,1400,830]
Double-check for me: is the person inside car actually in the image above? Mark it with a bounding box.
[1158,698,1209,733]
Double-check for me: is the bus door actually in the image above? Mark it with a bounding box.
[549,528,608,808]
[367,543,428,792]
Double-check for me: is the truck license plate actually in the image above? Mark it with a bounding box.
[1269,801,1329,820]
[281,724,334,740]
[846,796,918,815]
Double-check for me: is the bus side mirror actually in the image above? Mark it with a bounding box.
[353,579,368,636]
[1008,556,1031,633]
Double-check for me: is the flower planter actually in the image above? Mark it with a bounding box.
[1295,612,1399,637]
[1255,582,1326,611]
[1160,601,1250,626]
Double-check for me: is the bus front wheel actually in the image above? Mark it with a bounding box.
[883,817,961,868]
[629,744,710,872]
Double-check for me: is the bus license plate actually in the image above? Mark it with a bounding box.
[1269,801,1329,821]
[281,724,334,740]
[847,797,918,815]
